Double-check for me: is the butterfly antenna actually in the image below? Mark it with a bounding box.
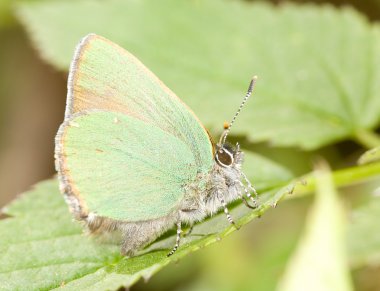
[220,76,258,145]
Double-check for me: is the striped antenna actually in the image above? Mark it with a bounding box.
[221,76,258,145]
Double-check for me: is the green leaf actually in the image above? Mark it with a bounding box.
[243,151,294,190]
[358,146,380,165]
[0,152,294,290]
[16,0,380,149]
[277,162,353,291]
[0,0,51,29]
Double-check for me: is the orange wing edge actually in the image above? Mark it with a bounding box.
[54,114,89,220]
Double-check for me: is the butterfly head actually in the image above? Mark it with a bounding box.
[214,76,257,168]
[214,122,238,167]
[215,142,241,168]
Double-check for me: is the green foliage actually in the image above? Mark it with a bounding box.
[16,0,380,149]
[0,0,45,28]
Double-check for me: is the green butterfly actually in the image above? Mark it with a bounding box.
[55,34,258,257]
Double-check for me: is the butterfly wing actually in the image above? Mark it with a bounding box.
[56,34,214,221]
[66,34,213,168]
[56,111,200,221]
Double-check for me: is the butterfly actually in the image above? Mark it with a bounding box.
[55,34,259,257]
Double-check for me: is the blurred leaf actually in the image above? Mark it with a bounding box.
[0,0,46,28]
[0,152,295,290]
[16,0,380,149]
[358,146,380,165]
[348,194,380,268]
[277,162,353,291]
[243,150,294,190]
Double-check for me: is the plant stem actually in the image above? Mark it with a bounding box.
[354,129,380,149]
[288,162,380,199]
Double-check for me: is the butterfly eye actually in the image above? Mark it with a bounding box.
[216,148,234,167]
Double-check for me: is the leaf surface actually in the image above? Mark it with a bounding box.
[16,0,380,149]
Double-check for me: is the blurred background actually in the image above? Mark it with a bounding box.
[1,0,380,290]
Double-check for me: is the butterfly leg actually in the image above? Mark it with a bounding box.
[235,179,257,209]
[217,190,239,229]
[240,172,259,207]
[167,222,182,257]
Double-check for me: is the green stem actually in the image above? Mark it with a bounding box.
[354,129,380,149]
[288,162,380,199]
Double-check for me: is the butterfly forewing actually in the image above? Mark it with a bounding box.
[66,34,213,168]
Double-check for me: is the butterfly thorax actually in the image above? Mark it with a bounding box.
[179,144,245,224]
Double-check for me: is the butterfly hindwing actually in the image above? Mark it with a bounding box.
[57,110,200,221]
